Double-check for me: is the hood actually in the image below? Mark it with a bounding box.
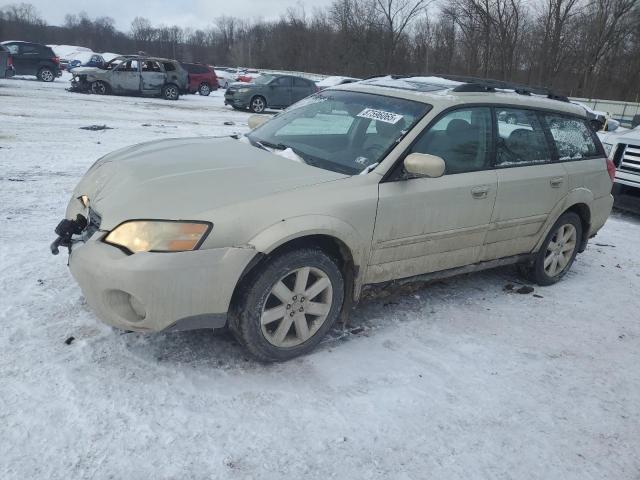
[73,137,346,230]
[600,126,639,145]
[70,66,102,75]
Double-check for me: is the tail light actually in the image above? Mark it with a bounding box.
[7,55,13,66]
[606,158,616,183]
[52,56,60,65]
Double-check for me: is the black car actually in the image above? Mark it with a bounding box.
[0,41,61,81]
[224,74,318,113]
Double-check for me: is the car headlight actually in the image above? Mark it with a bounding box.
[602,142,613,157]
[104,220,212,253]
[237,88,250,94]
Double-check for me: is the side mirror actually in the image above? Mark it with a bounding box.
[403,153,446,178]
[248,115,269,129]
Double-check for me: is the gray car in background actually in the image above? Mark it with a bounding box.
[224,74,317,113]
[0,45,11,78]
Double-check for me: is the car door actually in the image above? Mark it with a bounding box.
[141,60,165,94]
[268,76,292,107]
[291,77,313,104]
[15,43,39,75]
[111,59,141,93]
[367,107,498,284]
[481,107,568,260]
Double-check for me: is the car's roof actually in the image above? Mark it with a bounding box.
[333,76,585,117]
[110,55,177,62]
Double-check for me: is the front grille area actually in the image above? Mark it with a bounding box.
[620,144,640,175]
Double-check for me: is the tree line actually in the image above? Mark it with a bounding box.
[1,0,639,100]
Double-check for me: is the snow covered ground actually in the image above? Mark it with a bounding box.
[1,75,639,480]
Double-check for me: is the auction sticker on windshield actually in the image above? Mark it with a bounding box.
[357,108,404,124]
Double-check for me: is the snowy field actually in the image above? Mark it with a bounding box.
[1,75,639,480]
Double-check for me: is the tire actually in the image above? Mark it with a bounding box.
[37,67,55,82]
[249,95,266,113]
[229,248,345,362]
[518,212,582,286]
[198,83,211,96]
[90,81,109,95]
[162,83,180,100]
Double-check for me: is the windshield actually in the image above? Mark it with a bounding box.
[247,90,429,175]
[254,74,275,85]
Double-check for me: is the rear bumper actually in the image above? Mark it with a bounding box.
[68,234,256,332]
[589,194,614,236]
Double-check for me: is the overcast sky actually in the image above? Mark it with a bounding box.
[26,0,336,30]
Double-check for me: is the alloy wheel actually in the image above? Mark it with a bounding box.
[260,266,333,348]
[199,84,210,95]
[165,86,178,100]
[251,97,265,113]
[40,69,53,82]
[544,224,577,277]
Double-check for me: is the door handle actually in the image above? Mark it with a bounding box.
[471,186,490,199]
[550,177,564,188]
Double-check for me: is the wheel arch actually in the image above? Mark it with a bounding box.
[230,225,365,324]
[534,189,594,254]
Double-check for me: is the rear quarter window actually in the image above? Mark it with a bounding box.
[163,62,176,72]
[544,114,599,160]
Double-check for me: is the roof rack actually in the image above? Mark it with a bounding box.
[438,74,569,102]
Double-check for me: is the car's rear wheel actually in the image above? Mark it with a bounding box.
[198,83,211,96]
[37,67,55,82]
[518,212,582,286]
[250,95,266,113]
[162,83,180,100]
[90,81,109,95]
[230,248,344,362]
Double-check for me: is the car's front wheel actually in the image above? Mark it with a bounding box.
[162,83,180,100]
[37,67,55,82]
[230,248,345,362]
[198,83,211,96]
[519,212,582,286]
[250,95,266,113]
[90,81,109,95]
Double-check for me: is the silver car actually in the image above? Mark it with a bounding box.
[53,76,614,361]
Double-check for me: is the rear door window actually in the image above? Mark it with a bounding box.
[142,61,162,72]
[495,108,551,166]
[543,114,599,160]
[19,44,39,55]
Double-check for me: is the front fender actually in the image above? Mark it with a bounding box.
[247,215,368,268]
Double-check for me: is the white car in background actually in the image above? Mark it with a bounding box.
[316,75,361,90]
[215,67,241,89]
[600,126,640,191]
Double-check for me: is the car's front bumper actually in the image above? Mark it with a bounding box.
[68,233,256,332]
[224,92,250,108]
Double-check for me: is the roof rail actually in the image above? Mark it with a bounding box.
[437,74,569,102]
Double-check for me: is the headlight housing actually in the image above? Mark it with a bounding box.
[237,88,250,94]
[104,220,212,254]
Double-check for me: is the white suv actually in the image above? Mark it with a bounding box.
[600,126,640,191]
[53,76,615,361]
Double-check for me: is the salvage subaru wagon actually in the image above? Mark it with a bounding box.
[53,75,614,361]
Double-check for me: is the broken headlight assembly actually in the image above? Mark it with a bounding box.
[104,220,212,254]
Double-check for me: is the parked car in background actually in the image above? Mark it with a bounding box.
[0,44,14,78]
[316,75,361,90]
[214,67,235,88]
[570,100,610,131]
[53,76,613,361]
[600,126,640,192]
[68,52,105,70]
[224,74,317,113]
[236,70,261,83]
[70,55,188,100]
[0,41,61,81]
[180,62,219,96]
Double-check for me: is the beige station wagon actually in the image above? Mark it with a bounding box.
[53,76,615,361]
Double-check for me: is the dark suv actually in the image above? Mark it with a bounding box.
[0,41,61,81]
[180,62,219,96]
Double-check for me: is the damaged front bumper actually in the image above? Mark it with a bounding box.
[69,74,91,93]
[51,213,257,332]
